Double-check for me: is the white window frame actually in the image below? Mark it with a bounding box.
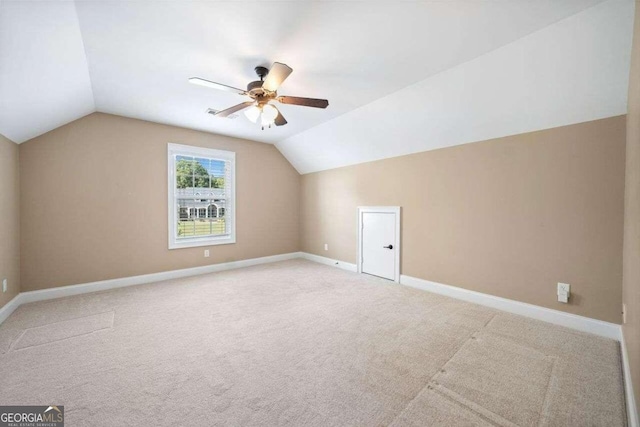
[168,143,236,249]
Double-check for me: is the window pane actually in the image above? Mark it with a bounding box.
[175,156,212,189]
[176,219,227,237]
[170,145,235,249]
[209,159,226,189]
[175,156,228,239]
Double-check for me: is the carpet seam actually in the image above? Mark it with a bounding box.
[433,330,552,427]
[387,330,477,426]
[432,384,517,427]
[9,311,115,352]
[11,326,115,352]
[18,310,116,330]
[536,356,559,427]
[7,328,28,353]
[484,313,499,329]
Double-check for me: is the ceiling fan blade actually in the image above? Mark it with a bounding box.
[189,77,246,95]
[273,106,287,126]
[214,101,255,117]
[262,62,293,92]
[277,96,329,109]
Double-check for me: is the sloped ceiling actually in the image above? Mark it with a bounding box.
[0,0,634,174]
[278,0,635,173]
[0,0,94,143]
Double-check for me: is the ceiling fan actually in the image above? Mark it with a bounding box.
[189,62,329,130]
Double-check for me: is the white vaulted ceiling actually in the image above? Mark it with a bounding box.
[0,0,95,143]
[0,0,634,173]
[278,0,635,173]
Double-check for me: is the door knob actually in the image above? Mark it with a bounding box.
[383,245,393,249]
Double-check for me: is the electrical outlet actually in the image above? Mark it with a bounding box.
[324,243,328,251]
[204,249,210,258]
[623,303,627,324]
[2,279,6,293]
[557,282,570,303]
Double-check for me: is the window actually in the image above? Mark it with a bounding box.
[168,143,235,249]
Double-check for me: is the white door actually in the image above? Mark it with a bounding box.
[361,211,397,280]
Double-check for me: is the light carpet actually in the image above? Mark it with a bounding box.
[0,259,626,426]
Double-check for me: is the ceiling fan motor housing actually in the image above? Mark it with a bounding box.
[247,80,276,101]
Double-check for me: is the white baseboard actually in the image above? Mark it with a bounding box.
[299,252,357,272]
[622,330,639,427]
[296,255,622,342]
[1,250,636,422]
[399,274,621,341]
[0,294,21,326]
[0,252,303,326]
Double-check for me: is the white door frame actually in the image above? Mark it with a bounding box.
[357,206,401,283]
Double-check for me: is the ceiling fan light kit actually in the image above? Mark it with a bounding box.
[189,62,329,130]
[244,105,261,123]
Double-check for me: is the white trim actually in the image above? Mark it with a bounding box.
[622,330,639,427]
[0,294,21,325]
[299,252,357,272]
[299,254,623,342]
[357,206,401,282]
[2,250,635,420]
[399,274,621,341]
[167,143,236,250]
[0,252,302,326]
[1,253,624,343]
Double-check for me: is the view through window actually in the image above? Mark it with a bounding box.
[168,144,235,249]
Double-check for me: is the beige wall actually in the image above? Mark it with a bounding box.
[301,116,626,323]
[19,113,300,291]
[0,134,20,308]
[623,0,640,412]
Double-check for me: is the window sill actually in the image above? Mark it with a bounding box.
[169,235,236,250]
